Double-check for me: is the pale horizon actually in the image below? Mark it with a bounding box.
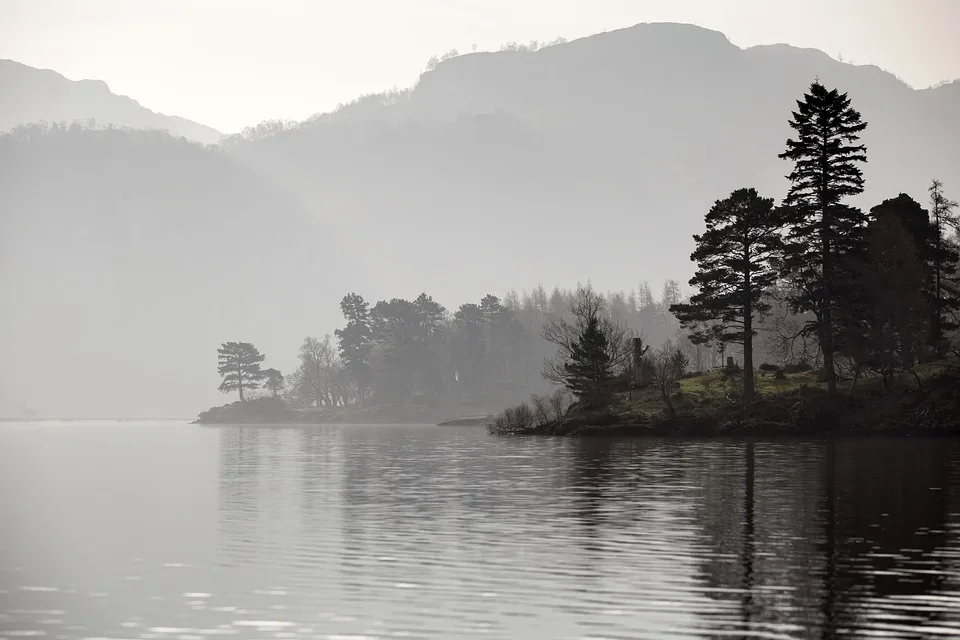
[3,0,959,133]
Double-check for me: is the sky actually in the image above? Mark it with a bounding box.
[2,0,959,133]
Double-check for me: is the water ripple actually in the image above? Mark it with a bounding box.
[2,424,960,638]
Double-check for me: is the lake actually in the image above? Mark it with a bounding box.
[1,422,959,639]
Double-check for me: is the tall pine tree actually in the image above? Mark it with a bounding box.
[778,81,868,394]
[671,188,781,399]
[217,341,265,401]
[335,293,374,404]
[929,180,960,356]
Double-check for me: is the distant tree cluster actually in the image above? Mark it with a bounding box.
[219,119,296,150]
[282,292,535,408]
[250,282,692,411]
[498,37,568,52]
[423,37,569,72]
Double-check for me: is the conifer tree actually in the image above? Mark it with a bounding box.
[217,341,266,401]
[855,207,930,378]
[778,81,868,394]
[542,286,630,406]
[929,180,960,356]
[671,188,781,398]
[335,293,374,404]
[262,368,285,397]
[562,314,613,405]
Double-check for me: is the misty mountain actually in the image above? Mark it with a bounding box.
[0,125,366,418]
[0,59,221,143]
[230,22,958,305]
[3,22,958,419]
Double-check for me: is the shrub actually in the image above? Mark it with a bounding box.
[487,401,536,435]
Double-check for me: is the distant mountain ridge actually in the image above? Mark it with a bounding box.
[227,22,959,300]
[2,21,958,419]
[0,59,222,143]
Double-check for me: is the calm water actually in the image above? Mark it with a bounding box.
[2,422,959,639]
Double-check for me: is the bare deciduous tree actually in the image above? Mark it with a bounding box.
[548,389,573,428]
[541,285,632,402]
[529,393,551,426]
[650,340,688,417]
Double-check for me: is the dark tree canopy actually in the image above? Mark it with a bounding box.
[262,368,285,397]
[778,80,868,394]
[335,293,374,403]
[847,205,930,379]
[562,314,613,405]
[929,180,960,355]
[217,341,265,401]
[670,188,781,398]
[542,286,630,406]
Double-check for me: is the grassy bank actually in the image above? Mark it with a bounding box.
[488,360,960,437]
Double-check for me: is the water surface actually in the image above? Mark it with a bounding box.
[2,422,959,639]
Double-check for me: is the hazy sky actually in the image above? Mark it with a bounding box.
[3,0,959,132]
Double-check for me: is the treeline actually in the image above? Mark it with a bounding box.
[277,285,690,409]
[214,274,865,410]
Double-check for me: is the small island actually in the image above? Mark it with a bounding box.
[198,80,960,437]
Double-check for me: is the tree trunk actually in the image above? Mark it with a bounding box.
[820,221,838,396]
[743,307,755,399]
[743,253,755,400]
[934,202,944,358]
[818,318,837,395]
[820,141,838,396]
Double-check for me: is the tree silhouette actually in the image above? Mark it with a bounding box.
[452,302,488,392]
[335,293,374,404]
[671,188,782,398]
[851,206,930,382]
[262,368,284,397]
[217,342,265,401]
[562,313,613,406]
[778,81,868,394]
[650,341,688,417]
[411,293,448,395]
[370,298,420,402]
[542,286,630,406]
[928,180,960,356]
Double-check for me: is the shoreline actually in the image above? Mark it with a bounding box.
[193,397,494,426]
[488,365,960,438]
[192,364,960,436]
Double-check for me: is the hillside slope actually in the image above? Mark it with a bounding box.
[0,125,366,418]
[230,23,959,304]
[0,59,221,143]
